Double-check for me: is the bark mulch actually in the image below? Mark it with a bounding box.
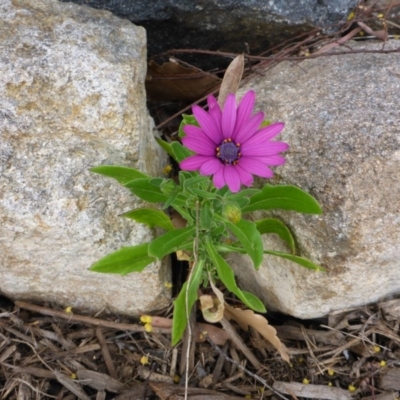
[1,295,400,399]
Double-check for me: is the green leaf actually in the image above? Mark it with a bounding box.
[122,208,174,231]
[183,175,210,191]
[89,244,155,275]
[200,200,213,230]
[256,218,296,254]
[171,141,193,163]
[155,137,175,159]
[125,179,168,203]
[148,226,196,259]
[204,239,266,313]
[162,186,182,209]
[264,250,325,271]
[224,219,264,270]
[188,187,217,199]
[90,165,149,185]
[239,291,266,312]
[242,185,322,214]
[225,189,261,200]
[172,258,204,346]
[178,114,199,138]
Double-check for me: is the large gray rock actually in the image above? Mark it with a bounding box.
[59,0,357,64]
[232,41,400,319]
[0,0,170,315]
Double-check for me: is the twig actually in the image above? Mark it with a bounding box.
[206,335,290,400]
[15,301,171,334]
[183,200,201,400]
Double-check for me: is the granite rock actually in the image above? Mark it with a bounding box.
[0,0,170,315]
[59,0,357,65]
[232,41,400,318]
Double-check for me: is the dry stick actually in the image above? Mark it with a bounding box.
[219,317,261,369]
[184,200,201,400]
[95,327,117,379]
[206,335,290,400]
[15,301,171,334]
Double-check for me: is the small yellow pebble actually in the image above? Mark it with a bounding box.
[377,13,384,19]
[140,355,149,365]
[348,385,356,392]
[328,368,335,376]
[303,378,310,385]
[380,360,387,367]
[374,345,381,353]
[70,373,77,379]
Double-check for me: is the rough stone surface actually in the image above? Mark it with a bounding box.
[59,0,357,64]
[232,41,400,319]
[0,0,170,315]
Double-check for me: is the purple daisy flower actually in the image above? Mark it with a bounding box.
[179,90,288,193]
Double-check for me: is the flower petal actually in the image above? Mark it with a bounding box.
[241,141,289,157]
[192,105,222,144]
[252,155,286,166]
[183,125,212,140]
[234,90,255,135]
[238,157,274,178]
[235,164,254,186]
[221,94,237,139]
[213,167,225,189]
[224,165,241,193]
[200,158,222,175]
[233,112,264,144]
[180,155,212,171]
[243,122,285,146]
[207,95,222,135]
[182,136,216,156]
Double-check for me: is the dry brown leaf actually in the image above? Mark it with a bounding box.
[197,323,229,346]
[200,280,225,323]
[146,60,220,102]
[218,54,244,108]
[224,304,290,363]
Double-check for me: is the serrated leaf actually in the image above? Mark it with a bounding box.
[224,304,289,362]
[148,226,196,259]
[242,185,322,214]
[264,250,325,271]
[172,259,204,346]
[256,218,296,254]
[89,244,155,275]
[205,238,266,313]
[122,208,174,231]
[224,219,264,270]
[90,165,149,185]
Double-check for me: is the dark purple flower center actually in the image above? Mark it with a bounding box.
[216,139,241,165]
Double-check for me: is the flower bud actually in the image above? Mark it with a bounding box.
[222,201,242,224]
[160,179,176,195]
